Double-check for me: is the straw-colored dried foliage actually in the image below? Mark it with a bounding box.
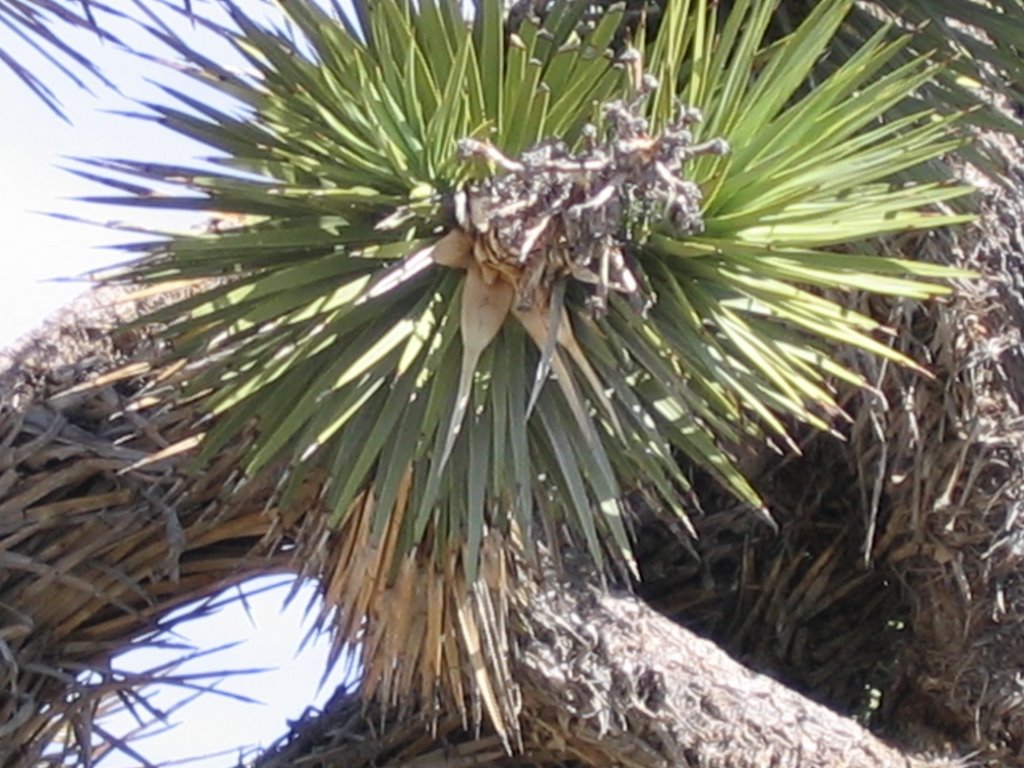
[0,286,291,764]
[2,128,1024,768]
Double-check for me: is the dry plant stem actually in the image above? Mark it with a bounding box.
[851,136,1024,762]
[515,577,952,768]
[254,569,956,768]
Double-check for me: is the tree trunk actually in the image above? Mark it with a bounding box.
[253,568,955,768]
[514,575,953,768]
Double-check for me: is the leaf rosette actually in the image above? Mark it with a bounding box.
[90,0,975,724]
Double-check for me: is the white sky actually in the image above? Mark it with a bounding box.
[1,2,350,764]
[0,4,204,349]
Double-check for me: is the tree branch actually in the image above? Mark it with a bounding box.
[514,575,958,768]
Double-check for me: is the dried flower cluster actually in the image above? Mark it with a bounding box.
[455,80,729,315]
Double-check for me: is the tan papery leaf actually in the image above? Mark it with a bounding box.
[437,263,515,471]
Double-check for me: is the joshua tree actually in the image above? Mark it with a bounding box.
[2,1,1024,766]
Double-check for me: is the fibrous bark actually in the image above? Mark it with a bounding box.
[252,565,956,768]
[514,573,954,768]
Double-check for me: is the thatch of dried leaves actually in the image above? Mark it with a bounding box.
[0,287,290,765]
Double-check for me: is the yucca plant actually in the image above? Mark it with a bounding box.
[61,0,977,742]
